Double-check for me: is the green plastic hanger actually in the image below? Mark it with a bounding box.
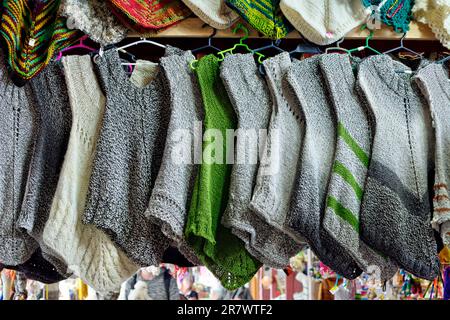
[347,25,381,56]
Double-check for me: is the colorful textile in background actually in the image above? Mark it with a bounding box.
[225,0,292,39]
[362,0,414,33]
[0,0,83,86]
[108,0,191,32]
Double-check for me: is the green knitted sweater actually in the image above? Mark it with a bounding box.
[185,54,261,290]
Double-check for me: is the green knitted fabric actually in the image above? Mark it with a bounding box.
[225,0,292,39]
[362,0,414,33]
[184,54,261,290]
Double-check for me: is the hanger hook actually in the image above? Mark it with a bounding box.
[232,23,249,44]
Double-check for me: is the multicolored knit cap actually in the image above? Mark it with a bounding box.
[108,0,192,32]
[0,0,83,86]
[225,0,292,39]
[362,0,415,33]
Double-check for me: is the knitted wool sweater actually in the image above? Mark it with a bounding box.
[414,63,450,247]
[362,0,414,33]
[145,50,203,266]
[60,0,129,46]
[82,48,184,267]
[285,55,362,280]
[220,53,301,268]
[184,54,261,290]
[0,0,83,86]
[413,0,450,50]
[42,55,139,293]
[358,55,439,280]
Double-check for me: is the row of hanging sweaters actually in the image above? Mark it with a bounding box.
[1,42,450,293]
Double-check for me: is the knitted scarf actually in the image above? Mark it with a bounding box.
[184,54,261,290]
[362,0,414,33]
[225,0,292,39]
[0,0,83,86]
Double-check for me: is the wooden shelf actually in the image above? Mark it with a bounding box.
[128,17,437,41]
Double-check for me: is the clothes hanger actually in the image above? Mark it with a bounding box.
[254,39,284,54]
[290,38,322,58]
[192,25,221,54]
[56,35,97,61]
[325,38,350,54]
[347,26,382,56]
[383,33,423,58]
[116,37,167,66]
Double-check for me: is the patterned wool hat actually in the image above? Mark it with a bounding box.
[362,0,414,33]
[181,0,239,29]
[225,0,292,39]
[108,0,192,32]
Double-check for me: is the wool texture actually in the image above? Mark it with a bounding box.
[285,55,362,279]
[220,53,300,268]
[42,55,139,293]
[357,55,439,280]
[0,0,83,86]
[225,0,292,39]
[320,54,398,280]
[82,48,181,266]
[60,0,129,46]
[181,0,239,29]
[250,52,306,247]
[362,0,414,33]
[145,50,203,266]
[280,0,371,45]
[414,63,450,247]
[184,54,261,290]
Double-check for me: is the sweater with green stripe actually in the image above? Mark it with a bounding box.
[320,54,398,280]
[184,54,261,290]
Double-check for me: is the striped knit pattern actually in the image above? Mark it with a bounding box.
[362,0,414,33]
[225,0,292,39]
[108,0,192,32]
[0,0,83,85]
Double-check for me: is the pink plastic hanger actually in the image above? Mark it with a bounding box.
[56,35,97,61]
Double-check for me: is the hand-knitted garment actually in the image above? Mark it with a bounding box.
[60,0,129,46]
[414,63,450,247]
[14,60,72,277]
[0,0,83,86]
[82,48,178,267]
[0,53,39,266]
[285,55,362,280]
[220,53,301,268]
[320,54,398,280]
[108,0,192,32]
[42,55,139,293]
[412,0,450,50]
[145,50,203,266]
[250,52,306,246]
[362,0,414,33]
[357,55,439,280]
[181,0,239,29]
[280,0,371,45]
[225,0,292,39]
[184,54,261,290]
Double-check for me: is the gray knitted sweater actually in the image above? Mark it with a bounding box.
[83,48,183,266]
[358,55,439,280]
[0,53,39,266]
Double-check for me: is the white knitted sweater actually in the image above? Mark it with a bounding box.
[413,0,450,49]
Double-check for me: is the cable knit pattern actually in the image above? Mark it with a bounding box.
[220,53,301,268]
[60,0,129,46]
[145,50,203,266]
[414,63,450,247]
[0,52,39,266]
[42,55,139,293]
[358,55,439,280]
[285,55,362,279]
[82,48,181,266]
[250,53,306,246]
[16,61,72,277]
[413,0,450,49]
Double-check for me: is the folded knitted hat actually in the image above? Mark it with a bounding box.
[285,55,362,280]
[0,0,83,86]
[413,0,450,49]
[280,0,371,45]
[181,0,239,29]
[108,0,192,32]
[320,54,398,280]
[362,0,414,33]
[358,55,440,280]
[225,0,292,39]
[60,0,129,46]
[414,63,450,247]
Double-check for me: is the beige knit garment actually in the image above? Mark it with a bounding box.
[42,55,139,293]
[413,0,450,49]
